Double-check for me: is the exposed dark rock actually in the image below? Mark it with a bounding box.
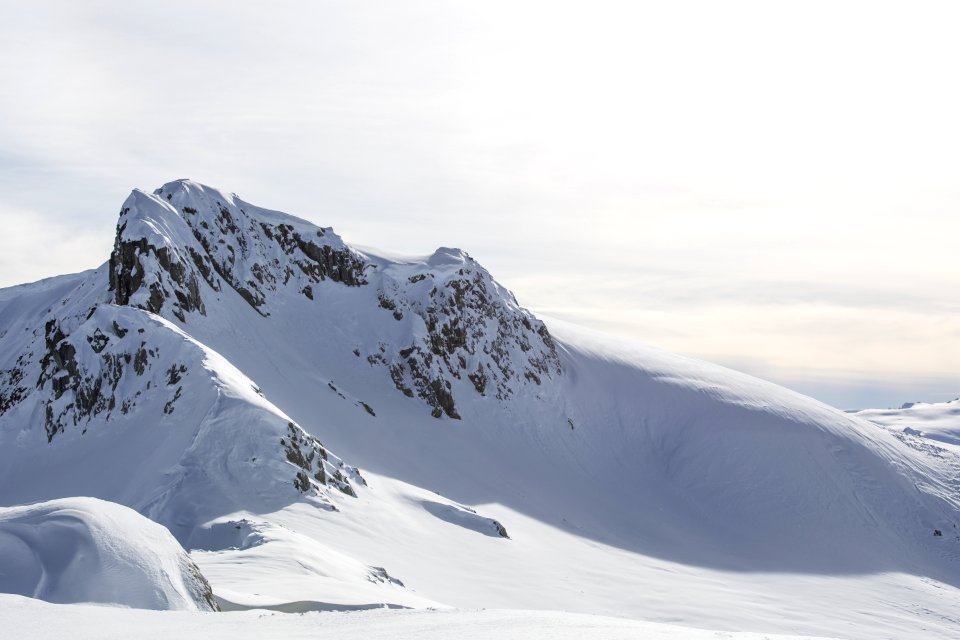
[0,363,28,414]
[389,364,415,398]
[163,386,182,414]
[424,378,459,420]
[369,566,405,587]
[133,343,149,375]
[111,321,128,338]
[166,364,187,386]
[283,422,356,497]
[293,236,367,286]
[33,319,147,441]
[86,329,109,354]
[372,259,560,419]
[235,285,265,312]
[186,562,220,612]
[468,364,488,395]
[171,210,370,315]
[188,248,220,292]
[109,229,206,320]
[293,471,311,492]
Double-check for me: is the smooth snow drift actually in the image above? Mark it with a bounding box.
[0,497,217,610]
[0,594,838,640]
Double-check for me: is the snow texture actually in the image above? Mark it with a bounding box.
[0,498,216,610]
[0,594,838,640]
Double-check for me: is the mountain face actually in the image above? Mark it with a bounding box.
[107,180,560,419]
[2,180,960,637]
[0,267,363,542]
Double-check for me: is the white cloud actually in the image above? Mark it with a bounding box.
[0,0,957,408]
[0,208,111,285]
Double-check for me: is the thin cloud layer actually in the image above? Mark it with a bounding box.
[1,1,957,408]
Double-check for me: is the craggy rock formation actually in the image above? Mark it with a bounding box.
[110,233,206,321]
[366,250,562,419]
[103,180,561,421]
[3,179,562,445]
[281,421,364,498]
[0,306,363,522]
[109,180,368,320]
[34,314,158,442]
[0,305,191,444]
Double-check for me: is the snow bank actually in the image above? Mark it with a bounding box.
[0,595,838,640]
[0,497,217,611]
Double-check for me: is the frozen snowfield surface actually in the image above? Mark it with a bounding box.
[0,594,838,640]
[0,498,216,610]
[2,179,960,639]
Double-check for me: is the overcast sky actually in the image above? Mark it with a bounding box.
[1,0,957,409]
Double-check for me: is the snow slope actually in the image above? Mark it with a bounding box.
[0,497,216,610]
[0,285,364,538]
[2,179,960,638]
[0,594,838,640]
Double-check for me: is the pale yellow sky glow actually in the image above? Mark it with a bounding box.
[0,0,956,408]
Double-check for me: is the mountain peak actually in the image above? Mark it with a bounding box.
[153,177,215,195]
[427,247,471,266]
[110,180,367,320]
[105,180,561,420]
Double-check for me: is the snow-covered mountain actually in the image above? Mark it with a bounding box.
[854,398,960,447]
[2,180,960,639]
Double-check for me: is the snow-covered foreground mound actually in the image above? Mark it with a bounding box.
[0,498,217,610]
[0,594,837,640]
